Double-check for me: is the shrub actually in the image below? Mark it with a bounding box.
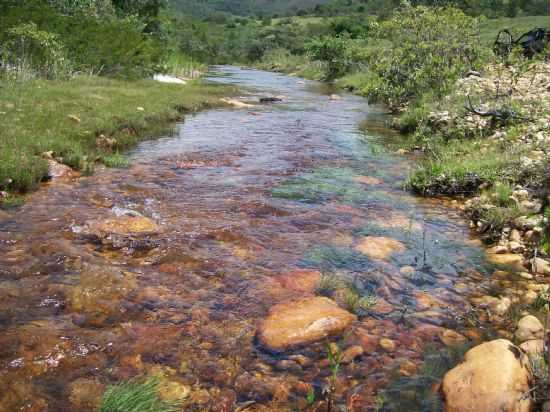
[1,22,71,79]
[362,5,486,110]
[306,35,353,81]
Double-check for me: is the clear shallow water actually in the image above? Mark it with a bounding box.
[0,67,499,411]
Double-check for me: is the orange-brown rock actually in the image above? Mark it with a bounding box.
[276,270,321,294]
[87,216,159,236]
[257,297,356,352]
[442,339,533,412]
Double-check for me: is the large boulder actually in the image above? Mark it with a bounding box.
[442,339,533,412]
[257,297,356,352]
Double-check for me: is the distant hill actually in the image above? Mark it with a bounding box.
[169,0,334,17]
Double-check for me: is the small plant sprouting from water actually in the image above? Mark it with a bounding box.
[99,377,181,412]
[344,289,377,315]
[306,388,316,406]
[316,274,341,297]
[324,342,343,412]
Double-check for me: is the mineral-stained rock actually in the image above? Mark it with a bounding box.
[442,339,533,412]
[257,297,356,352]
[354,236,406,260]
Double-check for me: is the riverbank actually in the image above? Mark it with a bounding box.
[0,75,236,205]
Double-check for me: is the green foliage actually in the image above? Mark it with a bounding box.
[2,22,71,79]
[100,378,181,412]
[0,0,167,79]
[305,388,316,405]
[491,182,514,207]
[326,342,342,381]
[361,5,485,110]
[306,35,353,81]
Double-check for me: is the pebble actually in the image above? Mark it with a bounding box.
[379,338,396,352]
[341,345,364,364]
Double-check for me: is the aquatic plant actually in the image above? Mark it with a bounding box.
[99,378,181,412]
[271,167,363,204]
[306,388,316,405]
[325,342,343,412]
[316,274,342,297]
[344,289,377,315]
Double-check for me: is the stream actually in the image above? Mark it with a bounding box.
[0,67,509,411]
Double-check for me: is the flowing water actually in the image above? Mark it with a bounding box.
[0,67,504,411]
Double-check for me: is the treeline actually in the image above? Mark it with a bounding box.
[0,0,194,79]
[168,0,549,18]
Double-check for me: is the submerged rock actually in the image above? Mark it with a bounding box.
[257,297,356,352]
[486,253,525,271]
[68,265,137,326]
[354,236,406,260]
[442,339,533,412]
[439,329,467,347]
[84,215,159,237]
[68,378,105,411]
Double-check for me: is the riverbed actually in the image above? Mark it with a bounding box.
[0,67,507,411]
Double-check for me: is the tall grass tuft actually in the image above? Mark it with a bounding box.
[99,378,181,412]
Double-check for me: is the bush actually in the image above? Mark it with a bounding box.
[306,35,353,81]
[362,5,486,110]
[0,0,166,79]
[1,22,71,79]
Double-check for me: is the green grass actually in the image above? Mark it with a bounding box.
[102,153,131,168]
[100,378,181,412]
[407,139,514,196]
[479,15,550,45]
[0,194,25,209]
[0,75,235,195]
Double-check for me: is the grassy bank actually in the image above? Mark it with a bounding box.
[0,76,235,196]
